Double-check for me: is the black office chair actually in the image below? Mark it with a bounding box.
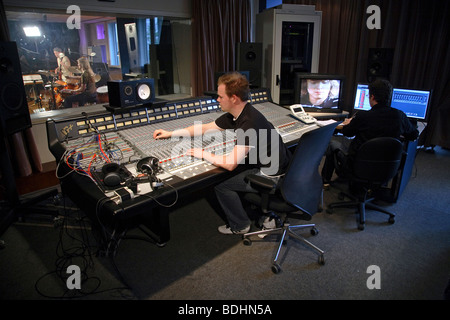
[326,137,404,230]
[242,122,339,274]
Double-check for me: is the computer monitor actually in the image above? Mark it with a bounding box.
[391,87,431,121]
[294,73,345,113]
[352,84,431,121]
[353,83,371,112]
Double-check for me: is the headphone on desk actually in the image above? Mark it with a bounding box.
[102,163,132,188]
[137,156,163,190]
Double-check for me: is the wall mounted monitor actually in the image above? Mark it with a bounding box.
[294,73,345,113]
[391,88,431,121]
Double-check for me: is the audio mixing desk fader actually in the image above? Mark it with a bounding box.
[47,90,319,199]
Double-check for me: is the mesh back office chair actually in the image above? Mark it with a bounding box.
[242,122,339,274]
[326,137,404,230]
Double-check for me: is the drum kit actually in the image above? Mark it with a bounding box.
[24,67,107,112]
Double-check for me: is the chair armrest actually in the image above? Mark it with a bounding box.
[245,174,277,192]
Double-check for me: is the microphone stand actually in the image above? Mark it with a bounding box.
[59,56,62,80]
[50,75,57,110]
[32,79,43,110]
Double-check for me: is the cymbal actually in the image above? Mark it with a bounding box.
[94,74,102,82]
[68,66,82,74]
[37,70,57,77]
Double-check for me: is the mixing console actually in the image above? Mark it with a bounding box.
[51,89,319,192]
[253,102,317,142]
[119,113,237,180]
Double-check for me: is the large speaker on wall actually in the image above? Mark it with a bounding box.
[367,48,394,83]
[0,42,32,135]
[236,42,262,87]
[107,78,155,110]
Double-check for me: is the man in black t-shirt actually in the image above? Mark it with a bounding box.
[153,72,291,234]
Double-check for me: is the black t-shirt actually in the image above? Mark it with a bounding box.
[215,103,291,175]
[342,104,419,157]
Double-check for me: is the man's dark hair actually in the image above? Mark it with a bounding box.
[368,78,393,106]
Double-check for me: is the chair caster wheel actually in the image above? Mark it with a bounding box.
[358,223,365,230]
[310,227,319,236]
[318,254,325,265]
[388,216,395,224]
[271,263,281,274]
[243,238,252,246]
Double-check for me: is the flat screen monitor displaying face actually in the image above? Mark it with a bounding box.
[353,83,371,112]
[391,88,431,121]
[294,73,345,113]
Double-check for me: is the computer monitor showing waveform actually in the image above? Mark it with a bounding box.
[353,83,371,112]
[352,84,431,121]
[294,73,345,113]
[391,88,431,121]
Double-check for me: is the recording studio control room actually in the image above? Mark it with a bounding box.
[0,0,449,304]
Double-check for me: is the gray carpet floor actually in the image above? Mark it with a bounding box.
[1,146,449,301]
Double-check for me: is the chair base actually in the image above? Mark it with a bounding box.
[242,221,325,274]
[327,193,396,230]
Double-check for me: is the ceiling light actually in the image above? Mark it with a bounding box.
[23,26,41,37]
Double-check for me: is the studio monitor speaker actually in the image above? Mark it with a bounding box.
[367,48,394,83]
[107,78,155,109]
[0,41,32,135]
[236,42,262,87]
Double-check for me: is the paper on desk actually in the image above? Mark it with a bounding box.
[316,119,338,127]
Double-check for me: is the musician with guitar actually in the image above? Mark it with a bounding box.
[53,47,72,80]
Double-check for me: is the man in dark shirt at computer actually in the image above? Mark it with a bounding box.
[321,78,419,186]
[153,72,291,234]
